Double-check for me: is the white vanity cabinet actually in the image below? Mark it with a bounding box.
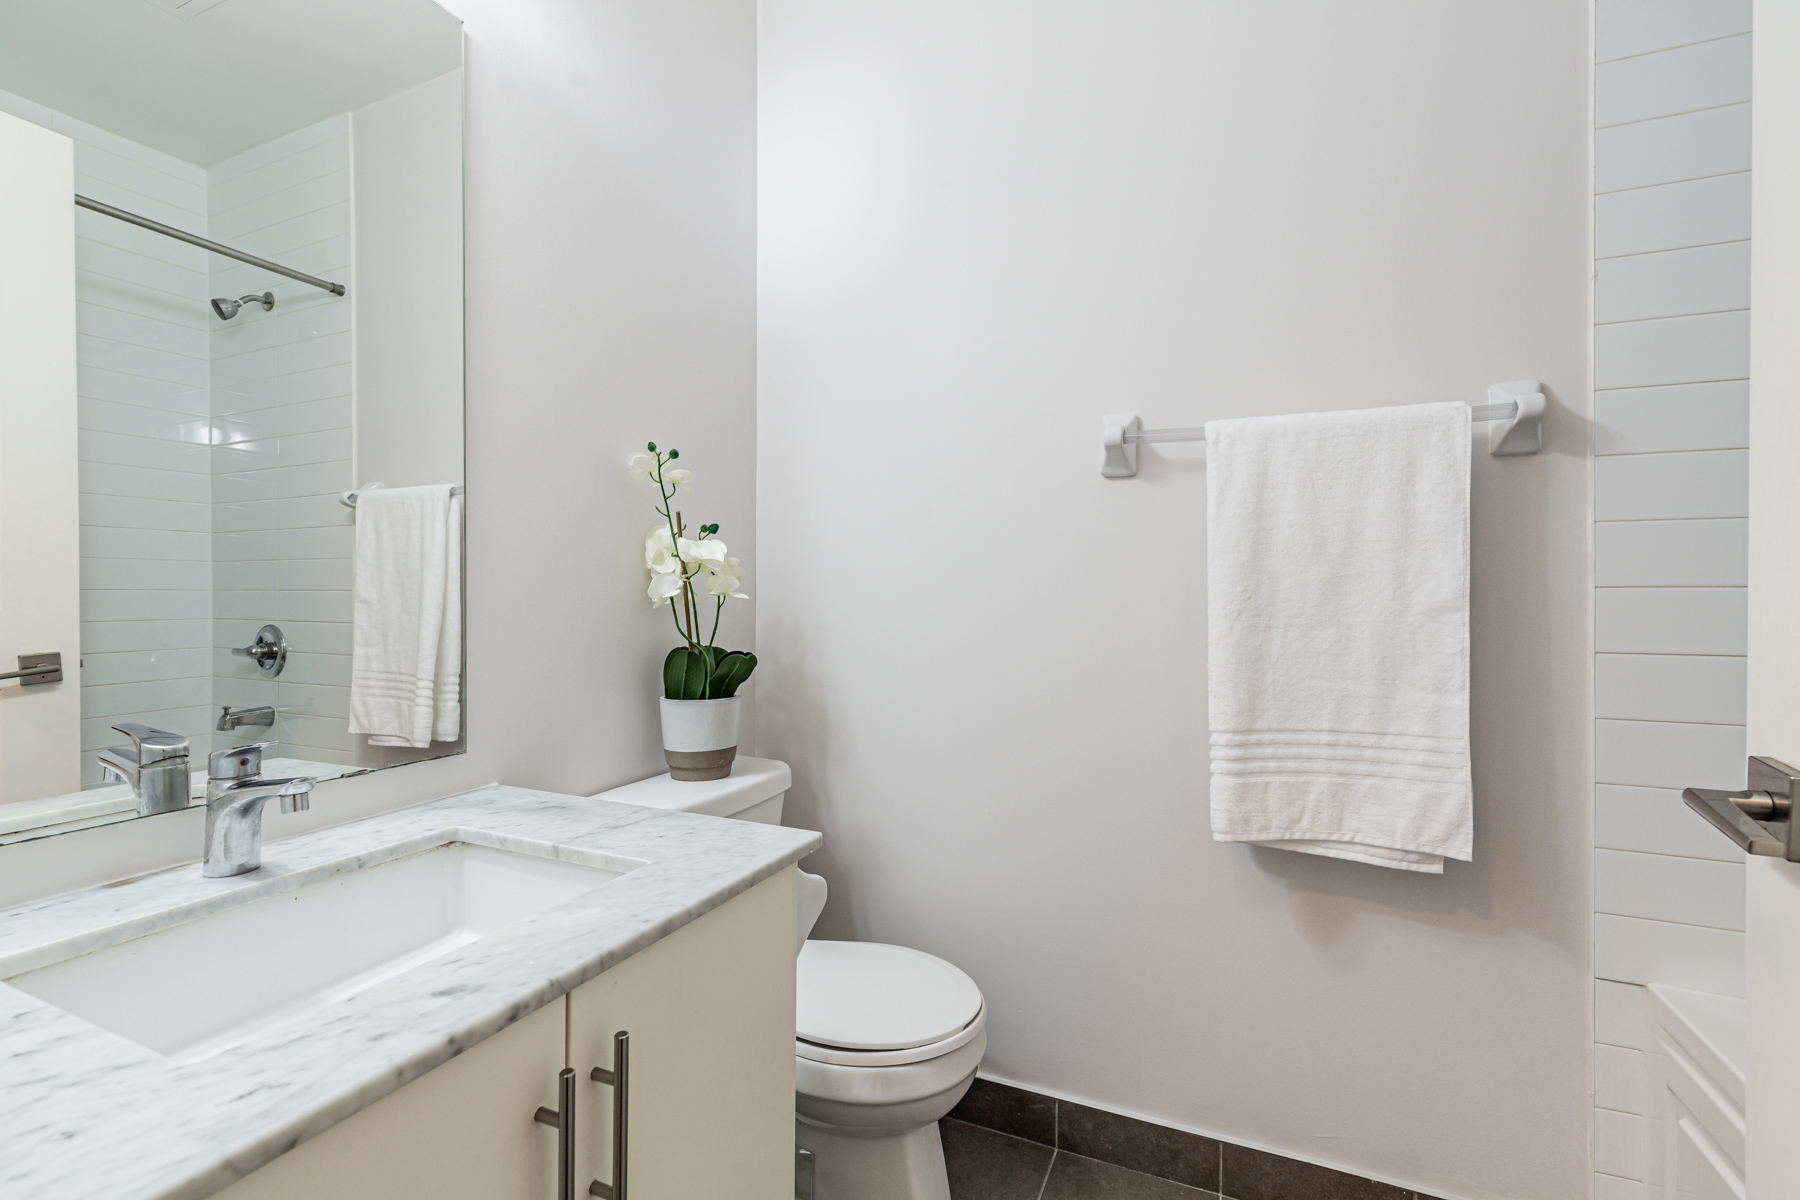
[217,867,798,1200]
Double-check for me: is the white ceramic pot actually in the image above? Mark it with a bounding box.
[659,695,741,781]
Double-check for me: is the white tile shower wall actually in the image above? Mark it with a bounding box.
[1593,4,1751,1195]
[206,116,355,766]
[0,88,221,786]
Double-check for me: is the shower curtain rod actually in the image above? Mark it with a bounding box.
[74,194,347,298]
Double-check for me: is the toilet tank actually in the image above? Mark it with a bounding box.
[594,758,825,951]
[592,756,790,824]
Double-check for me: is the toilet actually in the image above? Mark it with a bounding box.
[597,758,984,1200]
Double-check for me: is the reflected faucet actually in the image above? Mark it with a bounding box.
[203,742,315,878]
[217,705,275,731]
[98,723,191,816]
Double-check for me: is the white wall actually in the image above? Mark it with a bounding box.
[757,5,1591,1199]
[1588,3,1753,1196]
[352,69,466,491]
[0,88,220,784]
[0,0,757,908]
[0,110,81,805]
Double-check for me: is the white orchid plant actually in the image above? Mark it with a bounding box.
[630,443,757,701]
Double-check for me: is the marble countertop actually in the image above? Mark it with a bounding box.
[0,783,821,1200]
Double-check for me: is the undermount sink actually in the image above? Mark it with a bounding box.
[4,841,623,1061]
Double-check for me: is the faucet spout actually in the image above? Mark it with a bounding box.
[203,776,315,878]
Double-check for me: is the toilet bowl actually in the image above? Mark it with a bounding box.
[598,759,986,1200]
[794,939,985,1200]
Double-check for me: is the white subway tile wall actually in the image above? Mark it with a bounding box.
[1593,6,1751,1194]
[206,116,355,767]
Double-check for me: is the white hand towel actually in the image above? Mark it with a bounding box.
[347,485,464,749]
[1206,401,1471,873]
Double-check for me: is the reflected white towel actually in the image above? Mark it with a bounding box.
[347,485,463,748]
[1206,402,1471,873]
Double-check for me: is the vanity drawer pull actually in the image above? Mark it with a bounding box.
[589,1031,629,1200]
[535,1067,577,1200]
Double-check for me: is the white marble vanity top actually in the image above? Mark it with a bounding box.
[0,782,822,1200]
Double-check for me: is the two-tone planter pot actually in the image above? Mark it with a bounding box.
[660,695,740,781]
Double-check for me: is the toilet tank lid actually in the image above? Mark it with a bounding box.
[797,940,984,1051]
[591,756,791,817]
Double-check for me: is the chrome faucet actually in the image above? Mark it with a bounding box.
[98,723,191,816]
[203,742,315,878]
[216,704,275,731]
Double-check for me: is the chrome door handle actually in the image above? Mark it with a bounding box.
[1683,756,1800,860]
[0,652,61,685]
[588,1031,629,1200]
[536,1067,576,1200]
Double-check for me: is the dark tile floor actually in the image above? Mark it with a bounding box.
[944,1118,1220,1200]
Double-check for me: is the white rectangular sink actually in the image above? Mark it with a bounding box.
[5,841,622,1061]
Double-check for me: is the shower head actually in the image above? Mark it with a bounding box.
[211,292,274,321]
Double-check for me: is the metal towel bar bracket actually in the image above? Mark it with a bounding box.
[1100,380,1546,478]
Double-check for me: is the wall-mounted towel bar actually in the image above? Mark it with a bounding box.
[339,482,466,508]
[1101,380,1546,477]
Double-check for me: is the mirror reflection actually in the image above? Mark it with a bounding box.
[0,0,465,845]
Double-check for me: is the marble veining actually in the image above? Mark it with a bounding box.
[0,783,821,1200]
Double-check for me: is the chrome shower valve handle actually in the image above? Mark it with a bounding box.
[231,624,288,677]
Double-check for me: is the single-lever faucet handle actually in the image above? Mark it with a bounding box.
[103,723,191,817]
[208,740,277,781]
[110,722,188,765]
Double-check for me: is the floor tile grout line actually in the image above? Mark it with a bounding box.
[1032,1147,1055,1200]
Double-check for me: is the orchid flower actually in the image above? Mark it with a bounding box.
[647,571,686,607]
[703,557,748,600]
[633,440,755,699]
[645,526,681,574]
[679,536,728,572]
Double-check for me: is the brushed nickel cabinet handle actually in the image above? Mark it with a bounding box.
[588,1031,629,1200]
[535,1067,576,1200]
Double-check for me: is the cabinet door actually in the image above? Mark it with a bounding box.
[216,996,566,1200]
[570,866,797,1200]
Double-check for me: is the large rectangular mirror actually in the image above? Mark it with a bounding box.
[0,0,465,845]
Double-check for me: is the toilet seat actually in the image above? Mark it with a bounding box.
[797,940,983,1052]
[798,1002,987,1066]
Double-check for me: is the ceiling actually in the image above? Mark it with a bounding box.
[0,0,462,166]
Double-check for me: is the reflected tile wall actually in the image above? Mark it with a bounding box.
[207,116,355,767]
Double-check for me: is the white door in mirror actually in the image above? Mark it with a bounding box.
[0,111,81,806]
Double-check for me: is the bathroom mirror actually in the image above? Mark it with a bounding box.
[0,0,465,845]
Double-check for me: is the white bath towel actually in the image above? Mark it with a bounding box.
[347,485,464,748]
[1206,402,1471,872]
